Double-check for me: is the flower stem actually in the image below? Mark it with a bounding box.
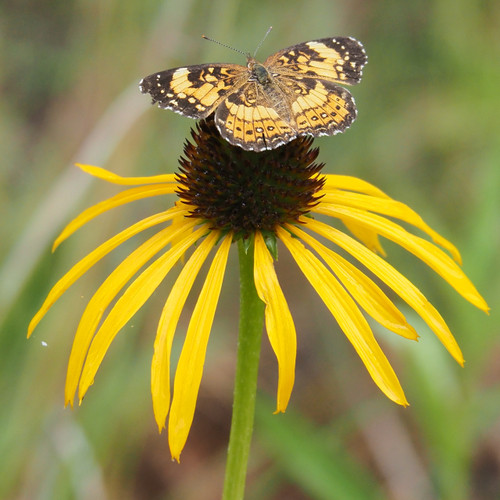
[222,239,265,500]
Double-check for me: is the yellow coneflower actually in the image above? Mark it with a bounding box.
[29,118,488,465]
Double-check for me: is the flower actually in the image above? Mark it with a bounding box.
[29,118,489,461]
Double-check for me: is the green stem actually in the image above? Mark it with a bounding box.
[222,239,265,500]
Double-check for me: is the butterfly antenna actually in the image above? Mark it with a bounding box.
[201,35,248,57]
[253,26,273,57]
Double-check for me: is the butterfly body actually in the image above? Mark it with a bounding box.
[140,36,367,151]
[249,60,272,84]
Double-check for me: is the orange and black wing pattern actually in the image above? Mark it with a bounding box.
[140,64,247,119]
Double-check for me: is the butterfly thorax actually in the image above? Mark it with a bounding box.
[246,56,294,125]
[247,57,272,85]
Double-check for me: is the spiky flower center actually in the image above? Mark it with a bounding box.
[176,118,325,238]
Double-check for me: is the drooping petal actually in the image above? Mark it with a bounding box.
[321,191,462,263]
[28,206,186,338]
[64,218,198,404]
[76,163,177,185]
[75,224,208,404]
[304,218,468,364]
[169,202,194,257]
[168,234,232,461]
[293,225,418,340]
[341,219,386,255]
[315,204,489,312]
[254,231,296,413]
[277,227,408,406]
[151,230,220,433]
[53,184,177,250]
[323,175,391,198]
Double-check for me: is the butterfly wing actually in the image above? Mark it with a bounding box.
[140,63,248,119]
[260,36,367,139]
[214,81,298,151]
[265,36,367,85]
[214,70,358,151]
[274,76,358,137]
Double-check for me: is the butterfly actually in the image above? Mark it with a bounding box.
[139,36,367,152]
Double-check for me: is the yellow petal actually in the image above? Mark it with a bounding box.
[315,204,489,313]
[293,225,418,340]
[254,231,296,412]
[323,175,391,198]
[151,230,220,433]
[341,219,386,255]
[64,218,197,404]
[53,184,177,250]
[170,202,194,261]
[168,234,232,461]
[277,227,408,407]
[76,163,177,185]
[305,218,467,364]
[74,223,206,404]
[321,191,462,263]
[28,206,186,339]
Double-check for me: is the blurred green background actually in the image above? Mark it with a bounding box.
[1,0,499,499]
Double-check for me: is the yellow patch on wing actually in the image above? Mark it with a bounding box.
[305,41,343,59]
